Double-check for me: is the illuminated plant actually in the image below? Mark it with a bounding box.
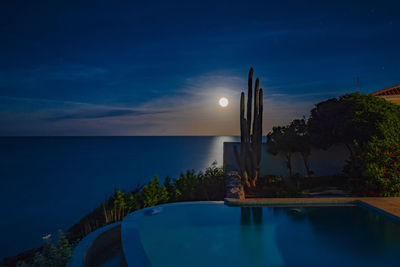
[234,68,263,189]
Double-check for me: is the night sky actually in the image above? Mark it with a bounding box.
[0,1,399,135]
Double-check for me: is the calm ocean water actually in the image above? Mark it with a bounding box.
[0,136,238,260]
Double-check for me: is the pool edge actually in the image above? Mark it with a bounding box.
[224,197,400,220]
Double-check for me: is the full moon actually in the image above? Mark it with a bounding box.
[219,97,229,107]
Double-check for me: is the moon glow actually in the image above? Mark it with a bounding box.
[219,97,229,107]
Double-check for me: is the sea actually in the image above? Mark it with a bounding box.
[0,136,238,260]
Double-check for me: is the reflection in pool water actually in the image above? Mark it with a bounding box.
[122,202,400,267]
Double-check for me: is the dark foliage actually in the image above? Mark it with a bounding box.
[309,92,400,155]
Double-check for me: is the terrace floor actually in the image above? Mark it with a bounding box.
[225,197,400,219]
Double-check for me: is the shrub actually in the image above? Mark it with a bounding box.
[257,175,300,197]
[174,170,201,201]
[345,138,400,196]
[139,175,169,207]
[18,231,73,267]
[171,162,225,201]
[200,161,225,200]
[164,176,182,201]
[103,188,136,223]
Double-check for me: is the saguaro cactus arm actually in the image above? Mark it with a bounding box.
[247,68,253,137]
[234,67,264,189]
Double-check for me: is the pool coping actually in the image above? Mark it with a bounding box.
[224,197,400,221]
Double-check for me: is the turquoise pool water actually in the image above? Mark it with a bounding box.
[122,202,400,267]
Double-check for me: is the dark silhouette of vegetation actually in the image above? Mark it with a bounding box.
[308,97,355,155]
[267,92,400,196]
[289,118,313,176]
[308,92,400,196]
[256,175,300,197]
[266,126,297,177]
[234,67,263,189]
[266,118,313,177]
[17,231,74,267]
[308,92,400,155]
[172,163,225,201]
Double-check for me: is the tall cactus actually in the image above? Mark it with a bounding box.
[234,68,263,189]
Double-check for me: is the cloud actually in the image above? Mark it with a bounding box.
[47,109,166,121]
[0,71,345,136]
[0,65,109,90]
[41,65,108,81]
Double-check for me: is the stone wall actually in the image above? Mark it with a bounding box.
[225,171,245,200]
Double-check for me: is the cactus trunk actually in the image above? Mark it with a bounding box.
[234,68,264,190]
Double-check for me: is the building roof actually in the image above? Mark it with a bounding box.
[371,85,400,96]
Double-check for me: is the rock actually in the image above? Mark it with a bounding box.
[225,171,245,200]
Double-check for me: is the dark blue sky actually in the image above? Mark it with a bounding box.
[0,0,399,135]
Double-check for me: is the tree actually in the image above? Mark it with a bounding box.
[345,138,400,196]
[308,92,400,156]
[266,118,314,177]
[308,97,355,155]
[289,118,313,176]
[266,126,297,177]
[308,92,400,196]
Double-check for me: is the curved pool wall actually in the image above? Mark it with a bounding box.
[121,201,400,267]
[68,222,122,267]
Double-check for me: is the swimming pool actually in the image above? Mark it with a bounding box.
[122,202,400,266]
